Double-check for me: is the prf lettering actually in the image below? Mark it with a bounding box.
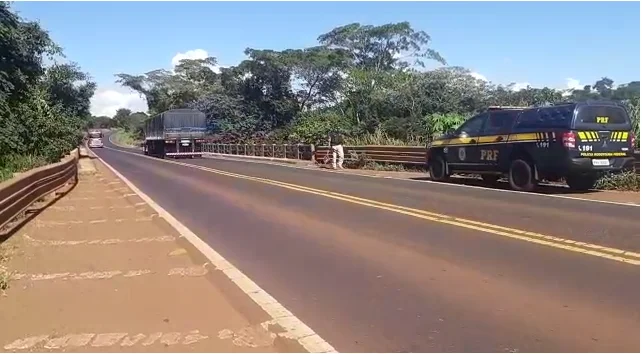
[596,116,609,124]
[480,149,499,161]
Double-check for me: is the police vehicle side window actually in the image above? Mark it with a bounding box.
[483,111,519,135]
[456,113,487,136]
[515,106,574,130]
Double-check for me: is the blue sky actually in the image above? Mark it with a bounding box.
[11,1,641,116]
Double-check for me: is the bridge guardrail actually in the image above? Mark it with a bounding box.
[0,149,78,232]
[203,143,315,161]
[203,143,640,172]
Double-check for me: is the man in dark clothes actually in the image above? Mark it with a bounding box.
[328,130,344,169]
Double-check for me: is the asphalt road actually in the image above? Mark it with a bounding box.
[93,138,640,353]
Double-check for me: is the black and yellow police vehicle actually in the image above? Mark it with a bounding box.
[426,100,637,192]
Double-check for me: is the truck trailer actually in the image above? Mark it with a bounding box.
[143,109,207,159]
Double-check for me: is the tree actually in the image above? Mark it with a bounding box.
[0,2,95,165]
[280,46,352,111]
[317,22,446,72]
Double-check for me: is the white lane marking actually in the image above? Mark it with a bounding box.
[23,234,176,246]
[10,267,209,282]
[4,330,209,350]
[200,151,640,208]
[218,324,276,348]
[96,147,336,353]
[11,270,146,281]
[33,217,156,227]
[168,264,209,277]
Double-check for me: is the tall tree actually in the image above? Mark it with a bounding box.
[317,22,447,72]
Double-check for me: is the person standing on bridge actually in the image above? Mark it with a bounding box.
[328,130,345,170]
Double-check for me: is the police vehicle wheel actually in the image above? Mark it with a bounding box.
[565,174,598,191]
[508,159,536,192]
[429,154,449,181]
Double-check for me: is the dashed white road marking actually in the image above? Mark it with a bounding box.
[4,330,209,350]
[218,324,276,348]
[23,234,176,246]
[168,264,209,277]
[10,267,208,282]
[33,216,156,227]
[96,146,336,353]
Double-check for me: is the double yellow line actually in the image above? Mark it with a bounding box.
[106,147,641,266]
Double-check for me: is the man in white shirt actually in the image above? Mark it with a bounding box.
[328,130,345,169]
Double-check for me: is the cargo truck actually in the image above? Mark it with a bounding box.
[143,109,207,159]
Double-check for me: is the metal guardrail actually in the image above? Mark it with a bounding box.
[314,146,426,165]
[202,143,315,161]
[0,149,79,231]
[204,142,640,172]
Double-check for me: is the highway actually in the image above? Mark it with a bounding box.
[93,137,640,353]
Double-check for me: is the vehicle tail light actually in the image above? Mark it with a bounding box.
[629,131,636,149]
[561,131,576,149]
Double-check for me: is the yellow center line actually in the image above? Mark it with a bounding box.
[106,147,641,266]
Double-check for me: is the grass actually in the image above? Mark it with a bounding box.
[344,128,425,147]
[595,170,640,191]
[0,154,48,183]
[111,128,141,147]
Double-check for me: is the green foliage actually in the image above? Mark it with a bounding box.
[0,153,48,182]
[111,128,140,148]
[0,2,94,178]
[87,116,114,129]
[424,113,467,140]
[287,110,350,145]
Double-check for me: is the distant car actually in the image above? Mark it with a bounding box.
[89,138,104,148]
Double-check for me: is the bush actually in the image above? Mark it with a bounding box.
[111,128,140,147]
[287,110,351,146]
[0,154,48,182]
[595,170,640,191]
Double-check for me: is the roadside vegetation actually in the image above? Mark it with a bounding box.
[0,2,95,182]
[110,127,142,148]
[91,21,638,191]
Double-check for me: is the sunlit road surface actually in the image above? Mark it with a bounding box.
[93,138,640,353]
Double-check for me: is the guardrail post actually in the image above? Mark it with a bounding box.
[244,144,247,156]
[261,144,265,157]
[283,144,287,159]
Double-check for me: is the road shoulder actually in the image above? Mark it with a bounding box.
[0,152,318,353]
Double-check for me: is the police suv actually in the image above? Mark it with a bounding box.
[426,100,637,192]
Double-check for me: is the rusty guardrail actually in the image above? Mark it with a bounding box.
[0,149,79,231]
[203,143,315,161]
[314,145,427,165]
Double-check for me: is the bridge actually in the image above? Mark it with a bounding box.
[0,133,639,353]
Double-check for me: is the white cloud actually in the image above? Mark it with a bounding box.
[565,77,584,90]
[90,86,147,117]
[91,48,228,117]
[510,82,531,91]
[171,49,208,67]
[469,72,488,82]
[171,48,222,73]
